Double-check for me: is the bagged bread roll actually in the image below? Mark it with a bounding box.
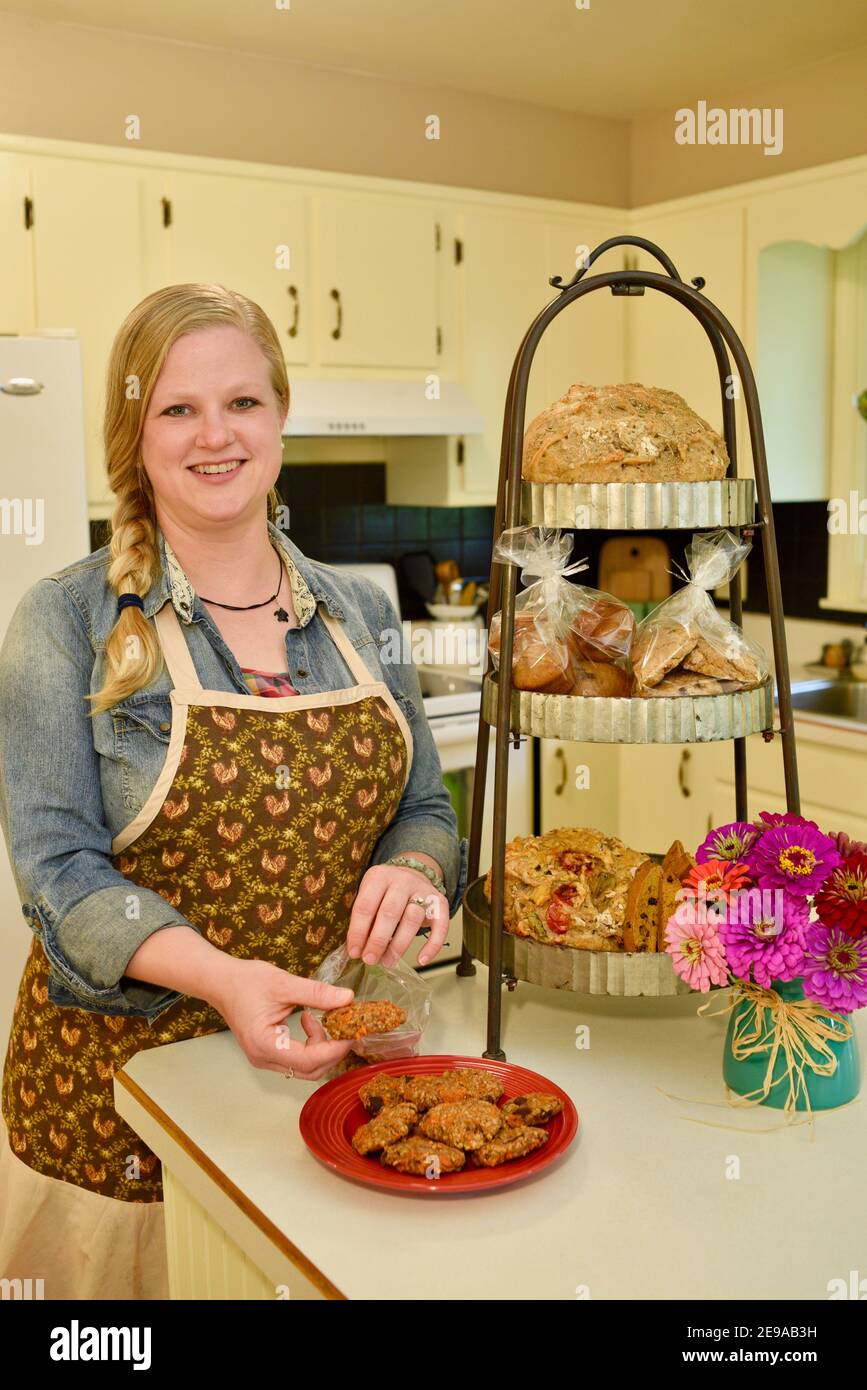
[523,382,729,483]
[568,594,636,663]
[631,530,768,696]
[488,610,580,694]
[487,527,635,697]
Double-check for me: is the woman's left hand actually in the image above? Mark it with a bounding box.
[345,863,449,967]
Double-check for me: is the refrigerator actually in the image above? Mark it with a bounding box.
[0,335,90,1040]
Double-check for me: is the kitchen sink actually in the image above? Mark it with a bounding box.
[785,680,867,724]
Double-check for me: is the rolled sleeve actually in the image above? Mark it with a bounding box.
[367,587,468,918]
[0,579,201,1018]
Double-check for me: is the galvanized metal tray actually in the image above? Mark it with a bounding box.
[482,672,774,744]
[521,478,755,531]
[461,875,693,997]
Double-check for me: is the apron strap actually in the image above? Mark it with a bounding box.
[319,607,380,685]
[153,601,202,693]
[154,595,383,693]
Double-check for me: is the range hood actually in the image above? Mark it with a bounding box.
[281,379,484,437]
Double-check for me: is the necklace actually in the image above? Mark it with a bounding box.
[199,547,291,623]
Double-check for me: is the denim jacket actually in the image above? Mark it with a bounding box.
[0,522,468,1021]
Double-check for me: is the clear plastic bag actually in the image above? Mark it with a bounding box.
[631,529,769,696]
[488,525,635,697]
[310,942,432,1062]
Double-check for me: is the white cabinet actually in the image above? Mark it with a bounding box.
[616,740,725,856]
[314,191,439,369]
[541,217,626,400]
[456,207,553,499]
[627,203,747,443]
[712,720,867,842]
[158,170,312,366]
[540,736,726,856]
[29,157,151,510]
[0,153,34,335]
[539,739,620,840]
[744,165,867,505]
[756,241,834,502]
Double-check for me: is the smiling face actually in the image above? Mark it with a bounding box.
[140,325,285,531]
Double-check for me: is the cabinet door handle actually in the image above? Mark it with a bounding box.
[330,287,342,340]
[287,285,299,338]
[554,747,567,796]
[678,748,692,798]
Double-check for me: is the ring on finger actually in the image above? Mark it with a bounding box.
[283,1066,295,1080]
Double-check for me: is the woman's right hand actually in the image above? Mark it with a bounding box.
[209,957,357,1080]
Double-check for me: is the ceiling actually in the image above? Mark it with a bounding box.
[5,0,867,121]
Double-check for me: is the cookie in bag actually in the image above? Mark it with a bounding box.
[631,529,768,696]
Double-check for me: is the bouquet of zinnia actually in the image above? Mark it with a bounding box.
[664,812,867,1014]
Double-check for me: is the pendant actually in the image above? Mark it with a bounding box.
[274,606,290,623]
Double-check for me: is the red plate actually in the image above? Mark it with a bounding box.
[299,1054,579,1194]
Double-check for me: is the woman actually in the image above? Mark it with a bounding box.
[0,283,467,1299]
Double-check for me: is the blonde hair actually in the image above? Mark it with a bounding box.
[89,283,288,716]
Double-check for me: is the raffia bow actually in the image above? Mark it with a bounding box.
[658,979,857,1133]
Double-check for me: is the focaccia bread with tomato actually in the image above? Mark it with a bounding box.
[483,826,649,950]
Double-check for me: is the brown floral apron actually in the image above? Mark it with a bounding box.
[2,600,412,1203]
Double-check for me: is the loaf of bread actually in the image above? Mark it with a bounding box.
[523,383,729,484]
[485,826,649,950]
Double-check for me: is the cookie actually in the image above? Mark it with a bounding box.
[351,1103,419,1156]
[380,1136,466,1176]
[418,1099,503,1151]
[323,1000,407,1041]
[682,635,761,686]
[499,1093,563,1127]
[623,861,663,951]
[357,1072,409,1115]
[632,621,697,689]
[471,1125,550,1167]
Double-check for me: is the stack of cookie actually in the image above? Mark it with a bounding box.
[351,1069,564,1175]
[631,619,763,696]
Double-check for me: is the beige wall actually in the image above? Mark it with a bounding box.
[0,12,865,210]
[630,45,867,206]
[0,12,629,206]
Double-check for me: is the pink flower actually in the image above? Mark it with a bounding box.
[664,911,729,992]
[696,821,760,864]
[719,890,807,987]
[802,923,867,1014]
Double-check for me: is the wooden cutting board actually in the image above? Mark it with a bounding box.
[598,537,672,603]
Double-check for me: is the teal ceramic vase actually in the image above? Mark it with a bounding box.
[722,976,861,1110]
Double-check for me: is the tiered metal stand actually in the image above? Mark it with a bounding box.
[456,236,801,1061]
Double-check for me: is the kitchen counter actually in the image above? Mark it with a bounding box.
[115,962,867,1302]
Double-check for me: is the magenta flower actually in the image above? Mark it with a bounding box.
[752,811,820,833]
[664,912,729,991]
[802,923,867,1014]
[747,823,842,899]
[696,821,760,864]
[719,889,807,987]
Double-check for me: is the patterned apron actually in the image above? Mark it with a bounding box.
[2,600,413,1202]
